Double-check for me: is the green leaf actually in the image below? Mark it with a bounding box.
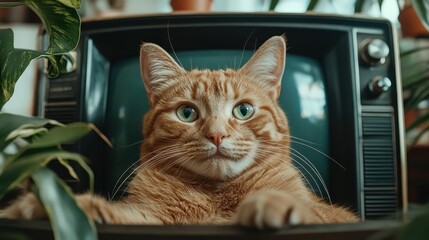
[0,1,25,7]
[401,62,429,85]
[45,53,75,78]
[58,0,81,8]
[377,0,383,9]
[354,0,364,12]
[25,0,81,54]
[412,0,429,31]
[0,29,43,108]
[0,0,81,108]
[400,46,429,57]
[0,113,61,151]
[58,157,79,180]
[0,149,93,199]
[307,0,318,11]
[398,205,429,240]
[7,128,48,142]
[404,81,429,110]
[32,168,97,240]
[269,0,279,11]
[28,122,92,149]
[0,150,52,198]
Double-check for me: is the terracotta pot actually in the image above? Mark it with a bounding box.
[170,0,213,12]
[399,4,429,37]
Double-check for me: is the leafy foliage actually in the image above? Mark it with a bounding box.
[33,168,96,240]
[401,42,429,145]
[0,113,98,240]
[0,0,81,108]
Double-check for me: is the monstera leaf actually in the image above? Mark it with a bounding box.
[0,0,81,108]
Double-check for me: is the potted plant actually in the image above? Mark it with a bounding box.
[0,0,101,239]
[270,0,385,14]
[399,0,429,146]
[399,0,429,37]
[170,0,213,12]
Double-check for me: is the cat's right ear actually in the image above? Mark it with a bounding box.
[140,43,185,105]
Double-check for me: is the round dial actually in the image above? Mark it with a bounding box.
[361,39,390,65]
[368,76,392,94]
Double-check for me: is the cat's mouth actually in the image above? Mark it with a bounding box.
[208,148,242,162]
[209,151,229,160]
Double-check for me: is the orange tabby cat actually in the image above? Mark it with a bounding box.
[1,36,358,228]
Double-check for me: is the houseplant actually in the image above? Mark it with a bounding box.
[170,0,213,12]
[400,0,429,145]
[269,0,385,13]
[0,0,100,239]
[399,0,429,37]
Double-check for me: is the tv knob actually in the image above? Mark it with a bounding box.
[361,39,390,65]
[368,76,392,94]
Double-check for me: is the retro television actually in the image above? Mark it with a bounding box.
[36,13,407,221]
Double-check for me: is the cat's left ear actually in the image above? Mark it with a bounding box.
[140,42,185,105]
[239,35,286,99]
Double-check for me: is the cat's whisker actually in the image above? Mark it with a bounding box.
[259,152,319,200]
[115,155,194,198]
[121,138,146,148]
[239,29,255,68]
[275,134,346,171]
[110,158,141,201]
[167,21,184,69]
[111,145,188,199]
[110,144,185,199]
[234,56,237,70]
[111,160,145,200]
[290,148,332,205]
[289,150,331,205]
[258,138,340,202]
[158,153,191,174]
[255,148,316,194]
[257,140,331,200]
[287,135,321,146]
[120,136,178,149]
[253,149,318,199]
[256,140,332,202]
[291,140,345,170]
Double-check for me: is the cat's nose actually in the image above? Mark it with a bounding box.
[206,133,229,147]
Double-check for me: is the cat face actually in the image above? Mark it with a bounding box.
[139,36,289,180]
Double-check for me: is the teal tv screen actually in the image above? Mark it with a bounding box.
[105,50,330,201]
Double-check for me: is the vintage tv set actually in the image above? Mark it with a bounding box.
[36,13,407,222]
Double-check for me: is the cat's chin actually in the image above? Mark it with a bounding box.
[180,150,257,181]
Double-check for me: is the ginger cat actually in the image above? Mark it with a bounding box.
[1,36,358,228]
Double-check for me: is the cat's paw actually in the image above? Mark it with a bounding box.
[75,194,125,224]
[235,190,320,229]
[0,193,46,220]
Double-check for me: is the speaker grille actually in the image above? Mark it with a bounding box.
[45,102,79,124]
[364,189,398,218]
[363,139,395,188]
[361,114,398,219]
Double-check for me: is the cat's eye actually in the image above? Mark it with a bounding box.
[233,103,254,120]
[176,105,199,122]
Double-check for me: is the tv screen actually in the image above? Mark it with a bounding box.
[106,51,331,201]
[36,13,406,220]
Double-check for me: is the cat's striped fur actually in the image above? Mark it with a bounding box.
[1,36,358,228]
